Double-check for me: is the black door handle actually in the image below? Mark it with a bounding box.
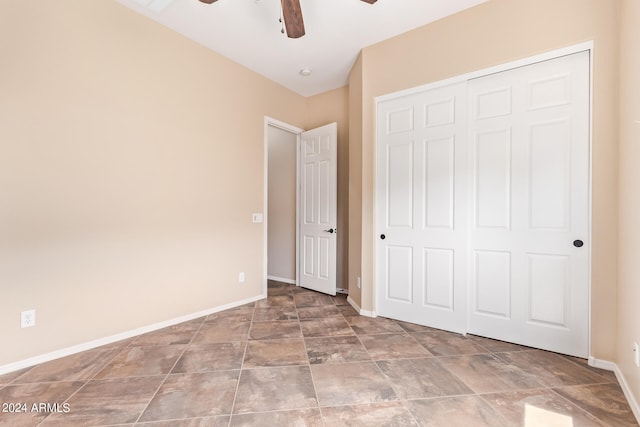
[380,234,386,240]
[323,228,335,234]
[573,239,584,248]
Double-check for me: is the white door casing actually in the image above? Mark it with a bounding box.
[467,51,590,357]
[376,83,468,333]
[375,49,590,358]
[299,123,338,296]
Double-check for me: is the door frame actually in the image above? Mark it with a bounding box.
[373,41,594,353]
[263,117,304,296]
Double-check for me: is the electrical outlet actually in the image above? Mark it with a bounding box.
[634,342,639,368]
[21,310,36,328]
[238,272,245,283]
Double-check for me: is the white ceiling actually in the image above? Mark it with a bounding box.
[116,0,489,97]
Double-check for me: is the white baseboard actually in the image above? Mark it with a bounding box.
[346,296,361,314]
[361,309,378,318]
[0,294,265,376]
[589,356,640,424]
[346,296,377,318]
[588,356,616,371]
[267,275,296,285]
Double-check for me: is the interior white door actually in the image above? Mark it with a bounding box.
[299,123,338,296]
[467,51,590,357]
[376,83,468,333]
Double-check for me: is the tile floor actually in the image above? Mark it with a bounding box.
[1,281,637,426]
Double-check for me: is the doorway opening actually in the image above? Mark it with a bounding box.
[263,117,338,297]
[266,122,300,287]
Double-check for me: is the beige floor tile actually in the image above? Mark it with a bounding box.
[377,358,472,399]
[311,361,397,407]
[305,336,371,364]
[131,321,202,346]
[294,292,336,307]
[249,320,302,340]
[333,294,351,306]
[482,388,607,426]
[406,395,510,427]
[233,366,317,414]
[438,353,545,393]
[0,367,32,386]
[4,281,636,426]
[252,306,298,321]
[266,283,294,296]
[205,307,254,324]
[14,349,121,383]
[359,333,432,360]
[467,335,530,353]
[192,322,250,343]
[139,371,239,422]
[344,316,405,335]
[0,381,84,427]
[41,376,164,426]
[321,402,419,426]
[410,329,490,356]
[300,317,354,338]
[395,320,438,333]
[230,409,323,426]
[254,295,295,308]
[136,416,230,426]
[94,345,185,379]
[172,342,246,373]
[243,339,308,368]
[553,383,639,427]
[558,354,619,382]
[337,305,359,316]
[297,305,342,320]
[497,350,614,387]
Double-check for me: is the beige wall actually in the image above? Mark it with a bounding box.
[347,54,364,307]
[0,0,309,366]
[350,0,620,361]
[617,0,640,404]
[306,87,350,290]
[267,126,297,282]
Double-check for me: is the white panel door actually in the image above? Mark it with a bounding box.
[299,123,337,296]
[377,83,468,333]
[467,51,590,357]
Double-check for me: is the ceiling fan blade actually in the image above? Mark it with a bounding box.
[360,0,378,3]
[198,0,218,3]
[282,0,305,39]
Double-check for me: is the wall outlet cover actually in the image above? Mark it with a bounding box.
[21,310,36,328]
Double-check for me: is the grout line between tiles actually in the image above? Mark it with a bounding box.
[11,282,638,426]
[227,302,256,425]
[132,316,207,424]
[34,345,131,426]
[546,386,613,425]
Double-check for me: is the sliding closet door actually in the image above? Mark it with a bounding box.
[376,83,468,333]
[467,51,590,357]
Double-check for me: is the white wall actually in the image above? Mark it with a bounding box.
[267,126,297,282]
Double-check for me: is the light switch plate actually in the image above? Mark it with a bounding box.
[252,213,263,223]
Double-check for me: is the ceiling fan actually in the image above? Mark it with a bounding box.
[198,0,378,39]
